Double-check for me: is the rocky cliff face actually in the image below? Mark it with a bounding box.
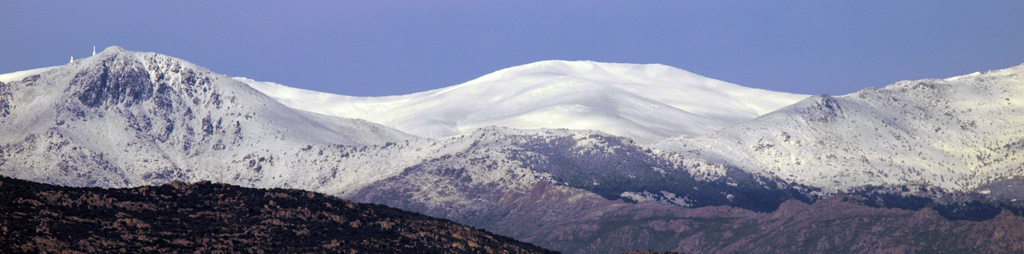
[0,176,556,254]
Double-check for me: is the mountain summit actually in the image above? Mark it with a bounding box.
[0,46,413,187]
[239,60,809,144]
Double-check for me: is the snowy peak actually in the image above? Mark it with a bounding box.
[655,63,1024,193]
[0,46,414,187]
[47,47,410,146]
[240,60,809,144]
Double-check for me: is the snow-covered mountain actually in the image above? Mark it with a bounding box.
[0,46,414,187]
[654,64,1024,193]
[237,60,809,144]
[3,47,1022,253]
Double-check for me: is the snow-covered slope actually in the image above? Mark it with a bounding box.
[0,66,58,83]
[0,46,415,188]
[238,60,809,144]
[654,64,1024,192]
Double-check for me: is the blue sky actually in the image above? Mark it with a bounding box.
[2,1,1022,96]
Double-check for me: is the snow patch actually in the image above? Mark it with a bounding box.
[0,66,59,83]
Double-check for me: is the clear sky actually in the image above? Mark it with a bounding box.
[2,1,1022,97]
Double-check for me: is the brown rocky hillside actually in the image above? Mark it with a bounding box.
[0,176,556,253]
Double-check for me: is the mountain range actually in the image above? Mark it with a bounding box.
[2,46,1022,253]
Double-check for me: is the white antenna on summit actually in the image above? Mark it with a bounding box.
[93,46,96,56]
[70,56,74,63]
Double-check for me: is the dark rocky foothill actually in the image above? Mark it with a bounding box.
[0,176,556,253]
